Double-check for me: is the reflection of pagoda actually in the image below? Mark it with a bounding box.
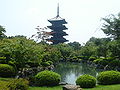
[47,4,68,44]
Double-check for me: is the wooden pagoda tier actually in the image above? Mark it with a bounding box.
[47,16,68,44]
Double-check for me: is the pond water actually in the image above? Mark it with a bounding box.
[53,62,102,84]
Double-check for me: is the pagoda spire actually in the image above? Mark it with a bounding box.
[57,3,59,17]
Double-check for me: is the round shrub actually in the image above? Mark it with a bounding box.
[76,74,96,88]
[35,70,61,86]
[0,64,16,77]
[97,70,120,85]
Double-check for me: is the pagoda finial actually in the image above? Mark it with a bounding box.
[57,3,59,17]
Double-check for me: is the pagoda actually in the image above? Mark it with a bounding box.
[47,4,68,44]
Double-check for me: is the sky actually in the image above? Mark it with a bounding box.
[0,0,120,44]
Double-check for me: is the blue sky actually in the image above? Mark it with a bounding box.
[0,0,120,44]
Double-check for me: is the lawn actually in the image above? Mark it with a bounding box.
[1,78,120,90]
[29,86,62,90]
[29,84,120,90]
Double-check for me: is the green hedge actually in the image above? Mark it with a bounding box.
[0,64,16,77]
[97,70,120,85]
[35,70,61,86]
[76,74,96,88]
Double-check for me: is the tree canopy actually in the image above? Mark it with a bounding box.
[0,25,6,38]
[101,13,120,40]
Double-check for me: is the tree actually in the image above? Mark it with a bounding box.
[54,43,74,60]
[0,25,6,38]
[68,41,81,51]
[31,26,50,43]
[107,40,120,59]
[101,13,120,40]
[0,37,45,70]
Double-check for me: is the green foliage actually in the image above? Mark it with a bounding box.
[41,62,50,67]
[0,25,6,39]
[35,70,61,86]
[0,37,45,69]
[0,57,6,60]
[109,59,120,67]
[0,64,16,77]
[54,43,74,60]
[97,70,120,85]
[79,43,98,57]
[76,74,96,88]
[89,56,97,61]
[107,40,120,58]
[26,61,39,67]
[47,61,53,65]
[0,57,6,64]
[93,58,108,66]
[68,41,81,50]
[0,81,9,90]
[40,45,61,63]
[101,13,120,40]
[8,78,29,90]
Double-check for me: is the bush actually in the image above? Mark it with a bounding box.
[0,64,16,77]
[26,61,39,67]
[89,56,96,61]
[76,74,96,88]
[0,57,6,64]
[8,78,29,90]
[0,81,9,90]
[97,70,120,85]
[93,58,108,66]
[109,60,120,67]
[41,62,50,67]
[47,61,53,65]
[35,70,61,86]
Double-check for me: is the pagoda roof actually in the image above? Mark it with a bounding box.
[49,16,64,21]
[47,37,68,41]
[48,16,67,24]
[47,25,68,30]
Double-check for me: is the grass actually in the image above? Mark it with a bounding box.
[29,86,62,90]
[29,84,120,90]
[1,78,120,90]
[84,84,120,90]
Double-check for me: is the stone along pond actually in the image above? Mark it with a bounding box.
[53,62,102,84]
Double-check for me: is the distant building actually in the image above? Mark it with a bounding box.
[46,4,68,44]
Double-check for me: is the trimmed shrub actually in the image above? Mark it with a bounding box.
[26,61,39,67]
[8,78,29,90]
[76,74,96,88]
[0,57,6,64]
[89,56,96,61]
[41,62,50,67]
[35,70,61,86]
[47,61,53,65]
[93,58,108,66]
[97,70,120,85]
[0,64,16,77]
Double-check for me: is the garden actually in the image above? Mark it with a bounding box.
[0,13,120,90]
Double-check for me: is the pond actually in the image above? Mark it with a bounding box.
[53,62,102,84]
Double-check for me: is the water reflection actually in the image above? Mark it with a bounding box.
[53,62,101,84]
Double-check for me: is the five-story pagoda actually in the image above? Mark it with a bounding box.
[47,4,68,44]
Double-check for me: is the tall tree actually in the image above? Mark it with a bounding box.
[0,25,6,38]
[101,13,120,40]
